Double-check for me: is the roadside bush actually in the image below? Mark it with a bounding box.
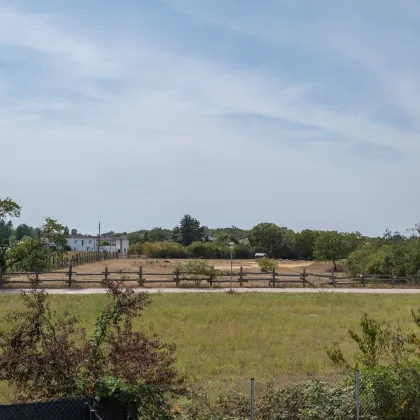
[175,260,219,287]
[258,256,277,272]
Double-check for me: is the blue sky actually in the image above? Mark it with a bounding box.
[1,0,420,235]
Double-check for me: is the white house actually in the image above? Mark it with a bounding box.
[67,235,129,254]
[67,235,98,252]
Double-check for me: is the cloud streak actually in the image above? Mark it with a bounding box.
[1,0,420,235]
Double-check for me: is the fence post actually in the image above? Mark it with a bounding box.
[239,266,244,287]
[175,268,180,287]
[302,268,307,288]
[272,266,276,287]
[331,269,336,287]
[138,266,144,287]
[0,265,3,287]
[362,271,366,288]
[68,264,73,287]
[35,268,39,286]
[104,266,109,282]
[391,272,395,288]
[250,378,255,420]
[208,272,213,287]
[356,370,360,420]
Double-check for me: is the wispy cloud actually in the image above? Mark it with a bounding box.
[1,0,420,234]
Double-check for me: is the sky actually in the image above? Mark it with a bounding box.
[1,0,420,236]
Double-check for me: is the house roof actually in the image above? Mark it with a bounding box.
[68,235,98,239]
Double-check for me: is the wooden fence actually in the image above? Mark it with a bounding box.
[6,250,119,273]
[2,267,420,288]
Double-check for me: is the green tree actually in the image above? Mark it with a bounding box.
[0,198,67,275]
[71,228,78,235]
[0,198,21,275]
[313,231,349,271]
[215,232,239,245]
[15,224,34,241]
[296,229,320,260]
[148,227,172,243]
[248,223,284,258]
[279,227,297,259]
[174,215,204,246]
[0,197,21,219]
[7,218,68,272]
[0,220,14,245]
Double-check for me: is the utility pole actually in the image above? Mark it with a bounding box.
[97,221,101,253]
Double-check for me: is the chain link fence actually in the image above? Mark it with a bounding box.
[0,398,92,420]
[3,370,420,419]
[178,369,420,419]
[0,398,125,420]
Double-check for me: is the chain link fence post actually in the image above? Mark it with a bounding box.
[250,378,255,420]
[356,369,360,420]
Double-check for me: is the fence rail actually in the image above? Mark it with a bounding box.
[2,266,420,288]
[6,250,120,273]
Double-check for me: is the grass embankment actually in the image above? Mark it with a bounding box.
[0,293,418,402]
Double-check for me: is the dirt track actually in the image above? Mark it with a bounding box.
[2,288,420,295]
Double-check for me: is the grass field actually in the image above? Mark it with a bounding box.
[1,292,419,403]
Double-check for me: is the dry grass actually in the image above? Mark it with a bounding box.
[0,292,419,403]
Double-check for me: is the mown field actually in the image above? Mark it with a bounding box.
[0,292,418,403]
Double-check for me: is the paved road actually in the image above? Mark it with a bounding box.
[2,288,420,295]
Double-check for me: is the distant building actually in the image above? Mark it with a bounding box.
[66,235,129,255]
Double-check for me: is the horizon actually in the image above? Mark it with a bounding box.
[2,1,420,236]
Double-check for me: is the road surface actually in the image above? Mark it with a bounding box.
[1,288,420,295]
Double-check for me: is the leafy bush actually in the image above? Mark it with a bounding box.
[175,260,219,287]
[258,256,277,272]
[358,363,420,420]
[0,281,184,417]
[128,243,143,255]
[180,380,355,420]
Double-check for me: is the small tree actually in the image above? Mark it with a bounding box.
[313,231,349,271]
[0,198,68,275]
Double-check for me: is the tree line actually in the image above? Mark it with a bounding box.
[3,197,420,276]
[127,215,366,268]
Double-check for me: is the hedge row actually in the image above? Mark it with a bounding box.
[128,242,254,259]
